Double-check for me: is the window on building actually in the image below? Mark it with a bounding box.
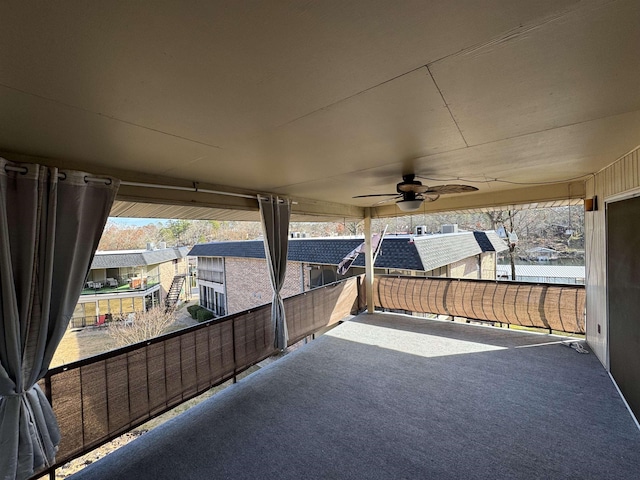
[199,285,226,317]
[215,292,226,316]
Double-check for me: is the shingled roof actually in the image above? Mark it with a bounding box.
[189,231,507,272]
[91,247,190,269]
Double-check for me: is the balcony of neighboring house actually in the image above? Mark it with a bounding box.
[81,272,161,295]
[71,270,163,329]
[67,247,191,329]
[33,275,640,479]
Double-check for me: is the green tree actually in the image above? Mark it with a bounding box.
[162,219,191,245]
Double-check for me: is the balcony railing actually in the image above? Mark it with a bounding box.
[373,276,585,334]
[35,275,584,478]
[81,274,161,295]
[197,270,224,283]
[37,276,360,477]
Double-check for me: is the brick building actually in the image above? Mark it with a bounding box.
[189,230,507,316]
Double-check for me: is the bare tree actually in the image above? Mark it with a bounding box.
[108,307,177,347]
[504,210,518,281]
[484,210,518,280]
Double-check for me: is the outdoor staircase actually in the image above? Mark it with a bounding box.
[165,274,186,310]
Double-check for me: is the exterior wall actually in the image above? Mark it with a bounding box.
[480,252,496,280]
[89,268,107,283]
[586,146,640,368]
[158,256,189,302]
[448,255,481,279]
[424,266,447,277]
[225,258,303,314]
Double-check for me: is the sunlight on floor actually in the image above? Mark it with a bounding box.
[326,320,507,359]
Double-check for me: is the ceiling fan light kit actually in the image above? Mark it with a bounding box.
[396,199,424,212]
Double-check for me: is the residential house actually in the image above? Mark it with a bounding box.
[189,230,507,316]
[71,246,190,328]
[521,246,560,261]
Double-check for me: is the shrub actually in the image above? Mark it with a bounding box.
[187,304,202,319]
[196,308,214,323]
[108,307,176,347]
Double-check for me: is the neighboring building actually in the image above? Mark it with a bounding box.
[520,247,560,261]
[496,264,585,285]
[189,230,507,316]
[71,246,190,328]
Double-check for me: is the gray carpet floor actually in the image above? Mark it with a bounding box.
[70,313,640,479]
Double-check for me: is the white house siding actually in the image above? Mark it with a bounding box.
[585,146,640,368]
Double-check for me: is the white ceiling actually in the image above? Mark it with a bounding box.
[0,0,638,219]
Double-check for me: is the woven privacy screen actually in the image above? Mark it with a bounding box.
[374,276,586,334]
[38,277,360,470]
[286,277,360,344]
[41,319,238,463]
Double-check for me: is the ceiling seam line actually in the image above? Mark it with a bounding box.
[273,105,640,192]
[0,82,223,150]
[465,107,640,149]
[275,65,427,128]
[272,144,473,190]
[425,65,468,148]
[425,0,610,67]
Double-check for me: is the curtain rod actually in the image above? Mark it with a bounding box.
[121,182,298,204]
[3,164,113,184]
[4,165,295,203]
[120,180,257,200]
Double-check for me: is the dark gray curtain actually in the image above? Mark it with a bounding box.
[259,196,290,350]
[0,158,118,479]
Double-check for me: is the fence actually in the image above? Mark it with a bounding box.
[36,277,360,476]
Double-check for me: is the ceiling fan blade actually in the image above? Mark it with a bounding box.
[397,183,429,194]
[420,194,440,202]
[352,193,398,198]
[373,195,402,206]
[423,184,479,195]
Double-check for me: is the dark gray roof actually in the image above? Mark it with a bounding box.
[473,231,509,253]
[189,232,505,272]
[189,237,423,270]
[91,247,190,269]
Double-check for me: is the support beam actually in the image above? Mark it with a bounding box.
[364,208,375,314]
[372,181,585,218]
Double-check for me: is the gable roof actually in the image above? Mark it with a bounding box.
[189,231,507,272]
[91,247,190,269]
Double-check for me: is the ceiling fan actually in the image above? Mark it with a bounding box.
[353,174,478,212]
